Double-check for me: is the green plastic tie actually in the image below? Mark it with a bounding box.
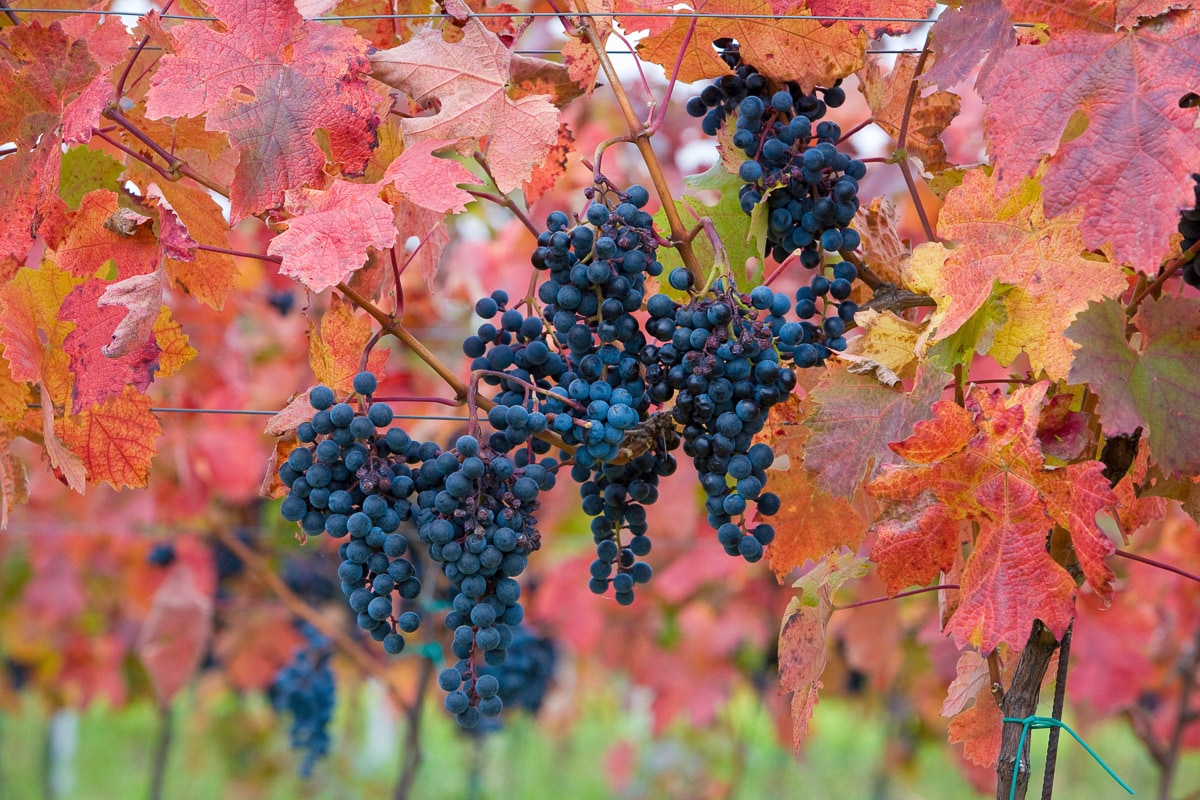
[418,642,444,667]
[1002,715,1134,800]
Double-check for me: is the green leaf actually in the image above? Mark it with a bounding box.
[926,288,1009,374]
[654,162,767,291]
[1067,295,1200,477]
[58,147,124,209]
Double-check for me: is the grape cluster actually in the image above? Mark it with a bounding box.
[475,625,557,719]
[270,622,335,777]
[531,185,663,466]
[279,372,423,654]
[1181,174,1200,286]
[415,432,551,727]
[643,276,792,560]
[791,260,860,366]
[686,38,846,135]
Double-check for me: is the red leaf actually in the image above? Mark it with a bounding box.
[522,123,575,206]
[0,20,126,264]
[52,190,161,280]
[145,0,381,221]
[143,180,240,310]
[59,279,161,414]
[981,10,1200,272]
[268,181,397,293]
[136,564,214,706]
[380,139,477,214]
[371,19,560,193]
[1036,393,1093,461]
[868,385,1118,652]
[58,385,162,489]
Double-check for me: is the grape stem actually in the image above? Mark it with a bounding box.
[338,282,582,454]
[572,0,705,283]
[1114,549,1200,584]
[832,583,959,611]
[104,107,230,196]
[471,369,590,414]
[1125,238,1200,315]
[114,0,175,98]
[893,40,937,243]
[470,151,541,238]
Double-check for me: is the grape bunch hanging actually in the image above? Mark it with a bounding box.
[280,204,795,726]
[687,39,866,365]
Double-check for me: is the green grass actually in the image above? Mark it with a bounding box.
[0,685,1195,800]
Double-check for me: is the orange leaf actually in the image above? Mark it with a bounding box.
[51,190,160,280]
[308,295,389,393]
[906,167,1127,381]
[59,385,161,489]
[858,53,960,175]
[0,261,87,407]
[635,0,866,89]
[522,123,575,206]
[867,384,1118,652]
[145,181,240,310]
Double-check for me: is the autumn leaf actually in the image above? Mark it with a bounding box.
[0,20,128,265]
[778,551,870,749]
[58,384,162,489]
[51,190,160,280]
[635,0,865,88]
[803,365,944,499]
[58,147,124,210]
[268,181,397,294]
[379,139,477,215]
[145,0,382,221]
[0,437,30,529]
[851,196,910,287]
[94,271,164,358]
[980,9,1200,273]
[1067,295,1200,478]
[309,295,390,393]
[371,19,559,193]
[40,384,86,494]
[523,124,575,206]
[0,260,87,408]
[867,385,1118,652]
[151,306,197,378]
[858,53,960,175]
[839,309,926,386]
[136,564,214,706]
[905,168,1127,381]
[59,278,161,414]
[1035,392,1093,462]
[143,180,239,310]
[757,395,866,579]
[922,0,1017,91]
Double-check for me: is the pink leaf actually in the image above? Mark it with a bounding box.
[147,184,199,261]
[381,140,477,214]
[96,271,165,358]
[136,564,214,706]
[268,181,397,293]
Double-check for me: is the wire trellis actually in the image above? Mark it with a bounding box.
[25,404,471,421]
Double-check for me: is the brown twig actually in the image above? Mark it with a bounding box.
[115,0,175,98]
[147,703,173,800]
[1126,239,1200,316]
[392,656,435,800]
